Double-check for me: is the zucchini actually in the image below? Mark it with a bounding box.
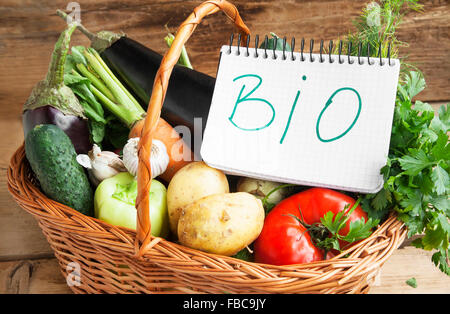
[25,124,93,216]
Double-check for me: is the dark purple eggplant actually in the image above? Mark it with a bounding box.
[23,23,91,154]
[23,106,91,154]
[57,10,214,135]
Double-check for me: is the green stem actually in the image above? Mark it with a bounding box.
[56,9,123,53]
[89,48,143,111]
[70,69,104,116]
[342,198,362,222]
[56,10,96,41]
[164,32,193,69]
[46,23,78,87]
[262,184,297,208]
[82,48,145,120]
[76,63,116,102]
[89,84,139,128]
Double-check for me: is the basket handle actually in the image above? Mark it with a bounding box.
[135,0,250,257]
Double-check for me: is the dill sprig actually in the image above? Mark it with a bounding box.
[332,0,423,80]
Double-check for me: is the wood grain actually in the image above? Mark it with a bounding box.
[0,172,53,261]
[0,258,71,294]
[0,118,55,261]
[0,0,449,294]
[0,0,448,121]
[370,246,450,294]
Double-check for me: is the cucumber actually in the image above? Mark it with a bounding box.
[25,124,93,216]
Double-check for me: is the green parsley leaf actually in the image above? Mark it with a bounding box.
[413,101,434,113]
[431,164,450,195]
[349,4,449,276]
[406,277,417,288]
[317,199,378,252]
[432,249,450,276]
[342,217,380,243]
[398,189,423,215]
[398,149,433,176]
[232,247,254,262]
[403,71,426,99]
[371,188,392,211]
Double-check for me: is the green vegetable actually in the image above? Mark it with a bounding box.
[25,124,93,216]
[236,178,293,214]
[359,70,449,275]
[24,23,85,119]
[64,45,146,147]
[164,31,193,69]
[94,172,169,237]
[340,0,450,276]
[288,199,380,257]
[406,277,417,288]
[261,183,298,214]
[232,246,254,262]
[259,32,291,52]
[363,90,450,275]
[64,58,106,145]
[334,0,423,78]
[317,200,379,254]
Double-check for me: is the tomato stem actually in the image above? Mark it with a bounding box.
[284,206,330,244]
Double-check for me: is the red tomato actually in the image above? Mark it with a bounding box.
[254,188,367,266]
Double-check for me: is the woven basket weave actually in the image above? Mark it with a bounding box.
[7,0,407,294]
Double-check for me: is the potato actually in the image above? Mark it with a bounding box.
[167,161,229,235]
[177,192,265,256]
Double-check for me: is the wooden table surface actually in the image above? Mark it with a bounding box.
[1,0,449,294]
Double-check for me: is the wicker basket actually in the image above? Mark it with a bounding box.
[7,0,407,294]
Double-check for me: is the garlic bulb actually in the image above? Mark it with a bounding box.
[76,144,127,186]
[122,137,170,179]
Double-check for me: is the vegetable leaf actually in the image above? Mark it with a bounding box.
[432,249,450,276]
[405,277,417,288]
[259,33,291,52]
[402,71,426,100]
[371,188,392,211]
[357,59,449,276]
[64,73,90,86]
[317,199,379,253]
[342,217,379,243]
[104,115,130,149]
[343,0,448,276]
[71,46,88,66]
[413,101,434,113]
[89,120,106,145]
[232,247,254,262]
[431,165,449,195]
[398,149,433,176]
[64,53,107,145]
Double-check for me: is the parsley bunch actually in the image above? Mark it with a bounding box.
[361,74,449,275]
[342,0,450,276]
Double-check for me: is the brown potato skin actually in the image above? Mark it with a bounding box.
[177,192,265,256]
[167,162,229,236]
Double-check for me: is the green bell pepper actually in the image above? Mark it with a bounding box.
[94,172,169,237]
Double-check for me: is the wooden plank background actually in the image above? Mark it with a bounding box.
[0,0,449,118]
[0,0,449,294]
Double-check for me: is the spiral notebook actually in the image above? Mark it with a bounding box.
[201,39,400,193]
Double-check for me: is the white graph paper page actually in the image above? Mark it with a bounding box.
[201,45,400,193]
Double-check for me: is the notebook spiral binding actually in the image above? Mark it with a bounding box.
[227,34,395,66]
